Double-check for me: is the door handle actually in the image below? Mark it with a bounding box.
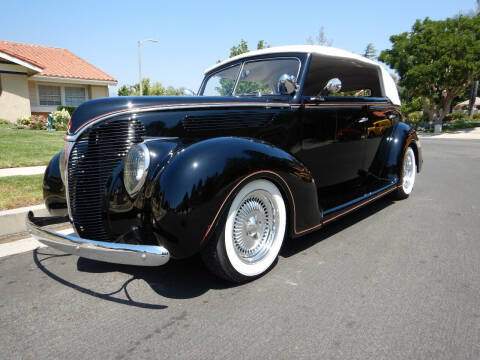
[358,117,369,123]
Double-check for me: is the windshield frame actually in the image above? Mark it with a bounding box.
[199,56,302,98]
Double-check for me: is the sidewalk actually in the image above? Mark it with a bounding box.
[418,127,480,140]
[0,165,47,177]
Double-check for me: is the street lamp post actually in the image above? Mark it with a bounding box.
[137,38,158,96]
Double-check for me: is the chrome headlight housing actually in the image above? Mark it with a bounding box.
[124,143,150,197]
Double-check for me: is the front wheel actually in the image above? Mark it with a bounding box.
[201,179,287,283]
[393,146,416,200]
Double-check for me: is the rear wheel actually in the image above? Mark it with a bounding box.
[201,179,287,283]
[393,146,416,200]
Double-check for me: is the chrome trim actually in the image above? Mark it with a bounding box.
[64,141,75,226]
[323,181,398,216]
[27,212,170,267]
[65,102,290,142]
[231,62,245,96]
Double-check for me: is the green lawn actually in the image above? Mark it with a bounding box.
[0,174,43,210]
[0,124,64,168]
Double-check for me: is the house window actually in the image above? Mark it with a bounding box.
[39,85,61,105]
[65,87,86,106]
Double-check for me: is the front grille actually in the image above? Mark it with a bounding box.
[67,119,145,241]
[182,112,274,132]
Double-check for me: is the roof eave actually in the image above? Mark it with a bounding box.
[30,75,117,86]
[0,51,42,74]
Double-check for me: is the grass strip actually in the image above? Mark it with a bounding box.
[0,124,64,168]
[0,174,44,210]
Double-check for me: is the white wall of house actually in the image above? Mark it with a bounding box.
[28,81,110,114]
[89,85,109,99]
[0,73,31,122]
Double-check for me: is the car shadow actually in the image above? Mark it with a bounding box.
[33,249,235,309]
[281,196,395,257]
[33,195,395,309]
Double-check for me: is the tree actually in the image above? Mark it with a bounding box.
[306,26,333,46]
[379,16,480,123]
[229,39,269,58]
[117,78,182,96]
[362,43,377,60]
[467,0,480,115]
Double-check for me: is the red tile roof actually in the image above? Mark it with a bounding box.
[0,40,116,83]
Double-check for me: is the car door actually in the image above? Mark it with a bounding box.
[295,97,367,211]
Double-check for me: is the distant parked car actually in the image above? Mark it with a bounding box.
[28,45,422,282]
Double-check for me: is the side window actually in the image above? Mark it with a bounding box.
[303,55,382,98]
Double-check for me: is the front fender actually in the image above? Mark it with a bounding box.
[149,137,321,259]
[43,150,67,216]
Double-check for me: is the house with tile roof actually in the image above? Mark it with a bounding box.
[0,40,117,122]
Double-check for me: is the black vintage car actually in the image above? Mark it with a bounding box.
[28,45,422,282]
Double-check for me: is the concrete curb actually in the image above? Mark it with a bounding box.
[0,165,47,178]
[0,227,73,259]
[0,204,48,237]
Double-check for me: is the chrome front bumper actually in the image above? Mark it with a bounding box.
[26,212,170,266]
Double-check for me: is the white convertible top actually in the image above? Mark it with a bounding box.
[204,45,400,105]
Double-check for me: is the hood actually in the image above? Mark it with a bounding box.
[68,96,277,136]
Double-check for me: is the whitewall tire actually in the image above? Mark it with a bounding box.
[393,146,416,200]
[201,179,287,282]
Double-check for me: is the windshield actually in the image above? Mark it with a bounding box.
[201,58,300,97]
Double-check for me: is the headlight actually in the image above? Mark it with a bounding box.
[58,150,66,184]
[124,143,150,197]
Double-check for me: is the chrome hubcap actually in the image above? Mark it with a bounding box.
[232,190,277,263]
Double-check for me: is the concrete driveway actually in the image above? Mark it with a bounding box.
[0,138,479,360]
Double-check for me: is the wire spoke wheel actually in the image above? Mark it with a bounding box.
[202,179,287,282]
[232,190,278,264]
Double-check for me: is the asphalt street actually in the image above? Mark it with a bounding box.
[0,138,479,360]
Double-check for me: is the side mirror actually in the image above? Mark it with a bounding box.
[181,88,196,96]
[321,78,342,96]
[278,74,297,95]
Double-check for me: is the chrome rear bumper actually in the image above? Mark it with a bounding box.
[26,212,170,266]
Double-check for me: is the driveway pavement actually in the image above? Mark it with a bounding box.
[0,139,479,360]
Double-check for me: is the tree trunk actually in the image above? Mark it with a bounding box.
[468,81,478,116]
[422,95,455,124]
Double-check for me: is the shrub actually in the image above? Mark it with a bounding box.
[472,113,480,120]
[0,118,10,125]
[405,111,424,124]
[51,109,71,131]
[16,116,32,129]
[30,115,47,130]
[57,106,76,116]
[15,115,47,130]
[444,112,468,122]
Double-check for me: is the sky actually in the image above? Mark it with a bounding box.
[2,0,477,95]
